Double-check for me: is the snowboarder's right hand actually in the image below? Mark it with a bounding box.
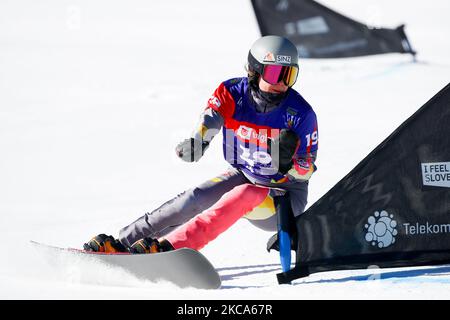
[175,138,210,162]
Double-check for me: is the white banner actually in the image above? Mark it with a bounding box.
[421,162,450,188]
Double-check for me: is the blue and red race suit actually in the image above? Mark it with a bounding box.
[206,77,318,185]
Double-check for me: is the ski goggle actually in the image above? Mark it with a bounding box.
[261,64,299,87]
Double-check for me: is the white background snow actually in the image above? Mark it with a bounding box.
[1,0,449,299]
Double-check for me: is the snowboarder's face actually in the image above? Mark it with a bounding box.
[258,77,289,94]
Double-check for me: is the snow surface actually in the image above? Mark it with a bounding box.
[0,0,449,299]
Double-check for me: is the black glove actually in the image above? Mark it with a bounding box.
[269,129,299,174]
[175,138,210,162]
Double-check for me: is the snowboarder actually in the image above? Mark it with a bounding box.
[84,35,319,254]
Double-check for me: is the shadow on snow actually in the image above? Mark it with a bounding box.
[296,265,450,285]
[216,263,450,288]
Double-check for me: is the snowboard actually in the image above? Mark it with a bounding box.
[31,241,221,289]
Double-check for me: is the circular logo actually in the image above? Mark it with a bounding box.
[364,210,398,248]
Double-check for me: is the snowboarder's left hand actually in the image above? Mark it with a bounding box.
[269,129,299,174]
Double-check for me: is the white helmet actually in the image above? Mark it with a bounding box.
[247,35,299,87]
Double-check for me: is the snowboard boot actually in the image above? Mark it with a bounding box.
[83,234,129,253]
[129,237,175,254]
